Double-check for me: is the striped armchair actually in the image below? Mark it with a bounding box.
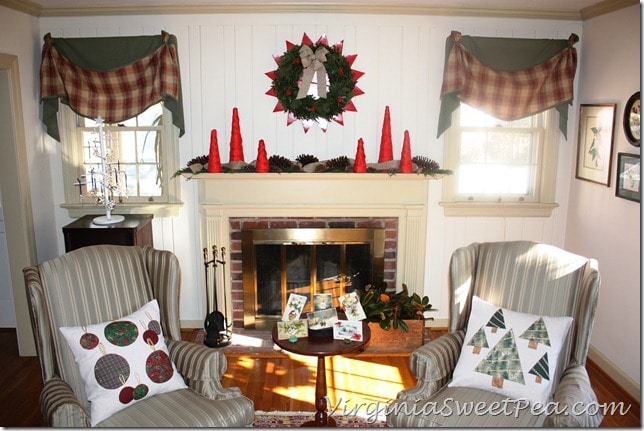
[386,241,602,427]
[23,245,254,427]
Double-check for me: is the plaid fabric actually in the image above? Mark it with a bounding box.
[40,32,180,124]
[440,32,577,122]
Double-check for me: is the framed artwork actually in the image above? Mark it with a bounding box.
[575,104,616,186]
[615,153,640,202]
[623,92,640,147]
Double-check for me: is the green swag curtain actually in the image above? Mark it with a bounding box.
[40,31,185,141]
[437,31,579,139]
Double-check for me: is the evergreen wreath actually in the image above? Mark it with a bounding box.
[266,33,364,131]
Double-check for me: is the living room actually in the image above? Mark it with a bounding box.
[0,0,639,427]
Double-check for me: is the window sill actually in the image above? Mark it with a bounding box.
[439,201,559,217]
[61,202,183,218]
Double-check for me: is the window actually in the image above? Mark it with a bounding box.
[60,103,182,218]
[441,104,559,217]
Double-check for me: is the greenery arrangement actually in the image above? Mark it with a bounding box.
[172,154,451,178]
[359,282,433,332]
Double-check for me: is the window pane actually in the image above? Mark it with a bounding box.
[137,130,159,163]
[138,165,162,196]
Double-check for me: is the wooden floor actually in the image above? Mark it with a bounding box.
[0,328,639,427]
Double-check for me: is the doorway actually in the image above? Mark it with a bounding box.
[0,54,37,355]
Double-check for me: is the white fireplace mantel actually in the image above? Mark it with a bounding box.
[190,172,442,296]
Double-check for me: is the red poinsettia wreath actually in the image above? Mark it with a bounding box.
[266,33,364,132]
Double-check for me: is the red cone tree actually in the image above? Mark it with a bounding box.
[229,107,245,162]
[255,139,269,173]
[378,106,393,163]
[207,129,222,173]
[353,138,367,173]
[400,130,413,173]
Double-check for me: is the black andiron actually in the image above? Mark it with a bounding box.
[203,245,232,347]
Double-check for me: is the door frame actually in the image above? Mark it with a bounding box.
[0,53,37,355]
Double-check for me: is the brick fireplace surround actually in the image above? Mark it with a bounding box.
[192,173,432,329]
[229,216,397,328]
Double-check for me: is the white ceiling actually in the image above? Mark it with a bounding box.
[1,0,636,19]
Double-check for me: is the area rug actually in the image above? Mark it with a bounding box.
[252,410,387,427]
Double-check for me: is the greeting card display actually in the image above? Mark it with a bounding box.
[307,308,339,330]
[333,320,364,342]
[339,291,366,321]
[276,320,309,340]
[282,293,307,321]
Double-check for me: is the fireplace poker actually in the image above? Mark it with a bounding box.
[203,245,231,348]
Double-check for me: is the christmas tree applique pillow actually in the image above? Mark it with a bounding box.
[59,300,187,426]
[449,296,572,407]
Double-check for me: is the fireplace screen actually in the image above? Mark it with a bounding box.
[242,228,384,329]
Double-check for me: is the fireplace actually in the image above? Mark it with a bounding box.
[194,173,432,330]
[239,224,390,329]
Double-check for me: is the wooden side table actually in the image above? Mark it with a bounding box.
[62,214,153,252]
[272,322,371,427]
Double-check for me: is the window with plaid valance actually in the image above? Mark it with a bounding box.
[40,31,184,142]
[438,31,579,139]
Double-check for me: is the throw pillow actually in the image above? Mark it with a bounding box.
[59,299,187,425]
[449,296,572,407]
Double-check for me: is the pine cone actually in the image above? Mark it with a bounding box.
[412,156,441,171]
[186,154,209,167]
[325,156,351,172]
[296,154,319,167]
[269,155,298,173]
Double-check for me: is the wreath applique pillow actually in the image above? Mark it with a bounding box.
[449,296,573,407]
[59,300,187,425]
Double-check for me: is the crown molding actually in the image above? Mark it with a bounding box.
[0,0,636,20]
[580,0,639,20]
[0,0,583,20]
[0,0,41,16]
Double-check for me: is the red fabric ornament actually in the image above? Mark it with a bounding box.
[255,139,270,173]
[229,107,245,162]
[400,130,413,173]
[353,138,367,173]
[378,106,393,162]
[207,129,222,173]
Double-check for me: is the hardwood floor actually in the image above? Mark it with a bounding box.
[0,328,639,427]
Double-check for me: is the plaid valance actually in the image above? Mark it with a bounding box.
[40,31,184,141]
[438,31,578,138]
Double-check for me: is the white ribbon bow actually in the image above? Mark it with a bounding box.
[296,45,329,100]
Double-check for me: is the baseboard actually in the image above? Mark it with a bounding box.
[588,344,640,401]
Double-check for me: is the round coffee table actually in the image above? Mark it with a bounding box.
[272,322,371,427]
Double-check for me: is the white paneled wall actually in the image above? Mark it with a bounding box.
[41,13,582,326]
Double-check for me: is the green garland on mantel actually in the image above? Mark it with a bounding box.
[172,154,452,178]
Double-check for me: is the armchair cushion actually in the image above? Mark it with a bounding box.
[59,300,187,425]
[449,296,572,407]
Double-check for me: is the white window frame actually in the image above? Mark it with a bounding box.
[59,103,183,218]
[440,106,560,217]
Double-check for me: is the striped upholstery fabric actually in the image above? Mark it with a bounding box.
[387,241,602,427]
[23,245,254,427]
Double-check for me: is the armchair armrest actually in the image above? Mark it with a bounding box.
[167,339,243,400]
[397,330,465,401]
[545,364,604,427]
[40,377,90,427]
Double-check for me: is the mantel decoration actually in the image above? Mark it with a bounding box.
[265,33,364,133]
[173,106,452,178]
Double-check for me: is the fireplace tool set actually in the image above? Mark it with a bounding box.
[203,245,232,347]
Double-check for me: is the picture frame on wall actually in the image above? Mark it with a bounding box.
[575,104,616,186]
[623,91,640,147]
[615,153,640,202]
